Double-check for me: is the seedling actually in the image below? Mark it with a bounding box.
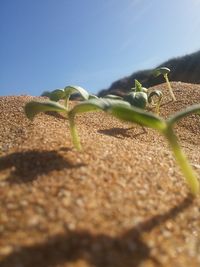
[131,79,148,93]
[24,87,128,151]
[123,80,163,114]
[69,99,200,195]
[153,67,176,101]
[68,98,131,149]
[106,103,200,195]
[42,85,90,110]
[148,90,163,115]
[25,86,93,150]
[123,79,148,109]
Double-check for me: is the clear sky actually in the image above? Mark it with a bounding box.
[1,0,200,96]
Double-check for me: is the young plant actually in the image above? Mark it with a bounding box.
[123,79,148,109]
[106,103,200,195]
[25,86,93,150]
[123,79,163,114]
[24,87,129,151]
[68,98,131,149]
[69,100,200,195]
[42,85,90,110]
[131,79,148,93]
[148,90,163,115]
[153,67,176,101]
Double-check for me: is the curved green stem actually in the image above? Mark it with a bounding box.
[155,100,161,115]
[164,126,199,195]
[68,114,81,150]
[64,95,70,110]
[164,74,176,101]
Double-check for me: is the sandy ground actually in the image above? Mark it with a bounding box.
[0,82,200,267]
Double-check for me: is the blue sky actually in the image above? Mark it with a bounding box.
[1,0,200,96]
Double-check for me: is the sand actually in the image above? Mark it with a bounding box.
[0,82,200,267]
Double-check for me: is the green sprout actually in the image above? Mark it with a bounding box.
[148,90,163,115]
[106,103,200,195]
[123,80,163,114]
[131,79,148,93]
[123,79,148,109]
[153,67,176,101]
[24,87,125,151]
[42,85,90,110]
[25,86,94,150]
[68,98,131,150]
[69,99,200,195]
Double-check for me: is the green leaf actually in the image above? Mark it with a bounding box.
[41,89,65,101]
[103,94,123,100]
[135,79,143,92]
[131,81,148,93]
[41,86,90,102]
[41,91,51,98]
[68,98,130,150]
[107,105,167,132]
[48,89,66,101]
[69,98,130,116]
[69,98,107,116]
[167,104,200,126]
[88,94,99,99]
[123,92,148,109]
[24,101,67,120]
[148,90,163,104]
[64,85,89,100]
[104,99,131,108]
[153,67,170,77]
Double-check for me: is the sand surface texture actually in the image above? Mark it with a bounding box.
[0,82,200,267]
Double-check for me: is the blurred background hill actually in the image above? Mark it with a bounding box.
[99,50,200,96]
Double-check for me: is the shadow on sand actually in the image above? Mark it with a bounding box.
[98,127,146,139]
[0,149,85,183]
[0,195,193,267]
